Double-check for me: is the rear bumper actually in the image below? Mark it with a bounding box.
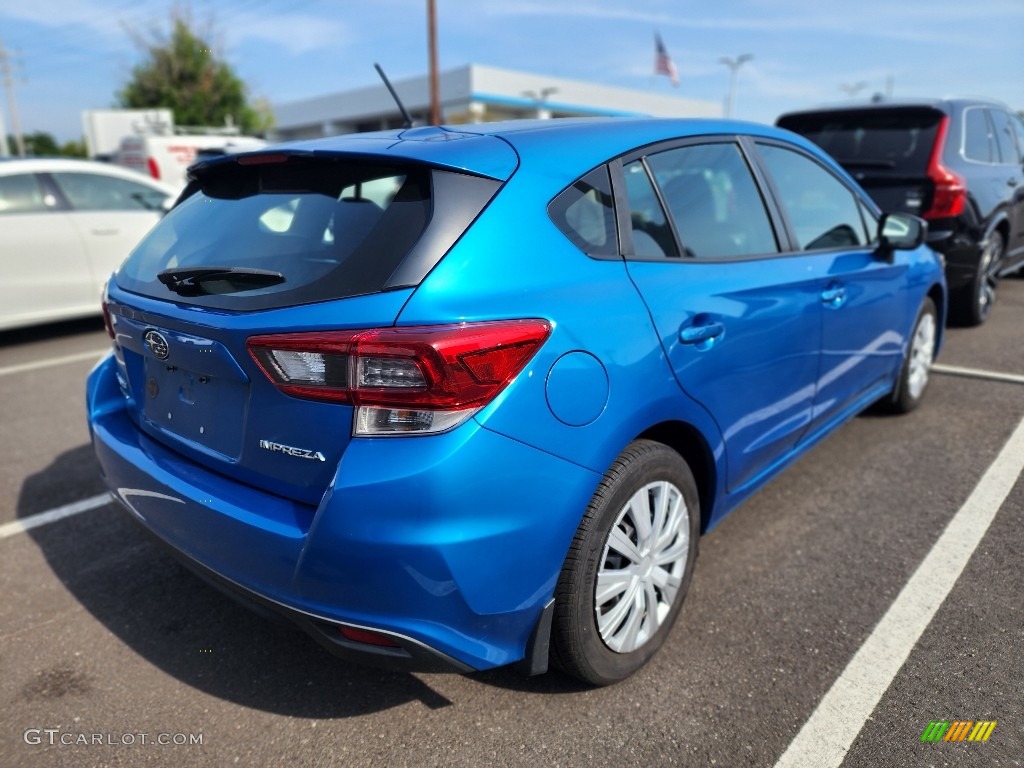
[87,354,599,673]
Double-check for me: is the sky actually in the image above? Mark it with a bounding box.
[0,0,1021,144]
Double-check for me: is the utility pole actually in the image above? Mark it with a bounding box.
[0,40,25,156]
[426,0,441,125]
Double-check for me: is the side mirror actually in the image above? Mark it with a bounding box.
[877,212,927,261]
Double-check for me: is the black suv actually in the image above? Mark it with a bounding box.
[778,99,1024,325]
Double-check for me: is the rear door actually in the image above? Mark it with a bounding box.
[619,139,823,494]
[985,107,1024,265]
[49,172,168,297]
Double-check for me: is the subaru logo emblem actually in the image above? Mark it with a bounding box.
[144,330,170,360]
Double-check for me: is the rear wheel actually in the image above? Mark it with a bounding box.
[955,232,1003,326]
[887,297,937,414]
[552,440,699,685]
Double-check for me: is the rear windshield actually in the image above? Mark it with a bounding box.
[778,108,943,176]
[115,156,497,310]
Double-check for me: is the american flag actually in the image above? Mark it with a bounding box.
[655,33,679,87]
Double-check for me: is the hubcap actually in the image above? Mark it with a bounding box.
[595,481,690,653]
[907,312,936,400]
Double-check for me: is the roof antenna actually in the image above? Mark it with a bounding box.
[374,63,413,129]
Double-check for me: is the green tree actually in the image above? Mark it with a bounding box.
[118,14,272,134]
[10,131,60,156]
[59,139,88,158]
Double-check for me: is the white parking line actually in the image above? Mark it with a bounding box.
[0,493,112,540]
[933,363,1024,385]
[774,414,1024,768]
[0,349,108,378]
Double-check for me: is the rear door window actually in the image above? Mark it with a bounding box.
[645,142,778,259]
[50,172,168,211]
[622,159,679,258]
[0,173,52,213]
[988,109,1021,164]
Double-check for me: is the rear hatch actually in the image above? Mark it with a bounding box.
[777,106,945,216]
[106,141,508,505]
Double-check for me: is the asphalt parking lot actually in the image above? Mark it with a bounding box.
[1,281,1022,768]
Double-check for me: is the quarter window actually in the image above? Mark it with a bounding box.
[645,143,778,259]
[963,108,996,163]
[548,166,617,256]
[757,144,870,250]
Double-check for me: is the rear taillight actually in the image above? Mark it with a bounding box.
[247,320,551,436]
[147,157,160,180]
[922,115,966,220]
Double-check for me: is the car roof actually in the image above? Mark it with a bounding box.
[0,157,178,193]
[201,118,816,183]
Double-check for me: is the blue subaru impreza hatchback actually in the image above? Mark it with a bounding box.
[87,118,945,685]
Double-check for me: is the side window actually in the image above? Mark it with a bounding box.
[50,172,169,212]
[757,144,871,250]
[963,108,995,163]
[1013,115,1024,161]
[622,160,679,258]
[548,166,617,257]
[0,173,52,213]
[989,109,1021,165]
[645,143,778,259]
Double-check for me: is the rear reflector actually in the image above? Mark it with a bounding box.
[338,626,401,648]
[248,319,551,436]
[147,157,160,180]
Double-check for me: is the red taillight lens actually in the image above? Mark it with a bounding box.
[337,627,400,648]
[146,157,160,180]
[247,320,551,435]
[922,115,966,220]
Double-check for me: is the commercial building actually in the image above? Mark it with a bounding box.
[272,63,720,141]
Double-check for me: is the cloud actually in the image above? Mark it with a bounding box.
[230,14,350,55]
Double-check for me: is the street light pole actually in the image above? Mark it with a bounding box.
[719,54,753,119]
[522,87,558,119]
[840,81,869,98]
[426,0,441,125]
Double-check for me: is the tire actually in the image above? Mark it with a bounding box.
[551,440,700,685]
[954,232,1003,326]
[887,297,937,414]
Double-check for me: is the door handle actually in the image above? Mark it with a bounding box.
[91,228,120,236]
[1008,177,1019,188]
[820,284,847,308]
[680,320,725,346]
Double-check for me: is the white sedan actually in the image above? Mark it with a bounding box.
[0,158,177,331]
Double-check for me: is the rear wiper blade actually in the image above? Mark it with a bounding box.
[158,266,285,296]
